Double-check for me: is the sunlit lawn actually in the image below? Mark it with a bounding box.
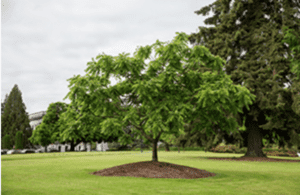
[1,149,300,195]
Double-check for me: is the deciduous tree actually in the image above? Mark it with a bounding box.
[63,32,255,162]
[29,123,51,152]
[57,98,124,152]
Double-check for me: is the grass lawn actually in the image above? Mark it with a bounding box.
[1,149,300,195]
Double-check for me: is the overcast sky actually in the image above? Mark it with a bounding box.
[1,0,297,115]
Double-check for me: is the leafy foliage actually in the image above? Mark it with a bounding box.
[63,32,255,161]
[29,102,70,152]
[29,123,52,152]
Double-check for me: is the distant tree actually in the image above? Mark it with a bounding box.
[15,131,24,150]
[1,94,9,148]
[29,101,77,152]
[1,84,33,149]
[188,0,300,157]
[57,94,132,152]
[2,134,12,149]
[29,123,52,152]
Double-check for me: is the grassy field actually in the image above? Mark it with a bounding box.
[1,149,300,195]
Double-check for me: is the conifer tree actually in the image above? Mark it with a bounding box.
[188,0,300,156]
[15,131,24,150]
[2,134,12,149]
[1,84,33,149]
[1,94,9,148]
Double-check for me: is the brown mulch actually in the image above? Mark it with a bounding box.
[90,160,217,180]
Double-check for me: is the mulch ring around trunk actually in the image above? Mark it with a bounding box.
[89,161,217,179]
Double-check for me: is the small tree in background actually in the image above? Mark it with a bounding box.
[29,123,52,153]
[15,131,24,150]
[2,134,12,149]
[1,84,33,149]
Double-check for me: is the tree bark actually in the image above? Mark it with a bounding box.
[243,120,267,158]
[152,141,158,162]
[70,141,77,151]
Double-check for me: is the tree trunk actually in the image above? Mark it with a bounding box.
[243,120,267,158]
[44,145,48,153]
[70,141,76,151]
[152,141,158,162]
[165,142,170,151]
[178,145,180,153]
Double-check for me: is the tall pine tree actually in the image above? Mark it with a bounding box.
[187,0,300,157]
[1,84,33,149]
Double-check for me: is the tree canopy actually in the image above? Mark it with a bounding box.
[63,32,256,161]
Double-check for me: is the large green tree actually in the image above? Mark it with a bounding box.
[63,32,255,162]
[188,0,300,156]
[1,84,33,149]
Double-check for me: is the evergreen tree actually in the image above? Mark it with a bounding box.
[1,94,9,148]
[15,131,24,150]
[188,0,300,157]
[1,84,33,149]
[2,134,12,149]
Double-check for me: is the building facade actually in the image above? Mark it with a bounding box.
[29,111,47,130]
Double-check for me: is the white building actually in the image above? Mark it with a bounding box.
[29,111,47,131]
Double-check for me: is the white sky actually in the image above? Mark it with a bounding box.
[1,0,298,115]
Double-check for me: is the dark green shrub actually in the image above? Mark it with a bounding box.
[15,131,24,150]
[2,134,12,149]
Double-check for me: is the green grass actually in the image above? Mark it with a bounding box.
[1,149,300,195]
